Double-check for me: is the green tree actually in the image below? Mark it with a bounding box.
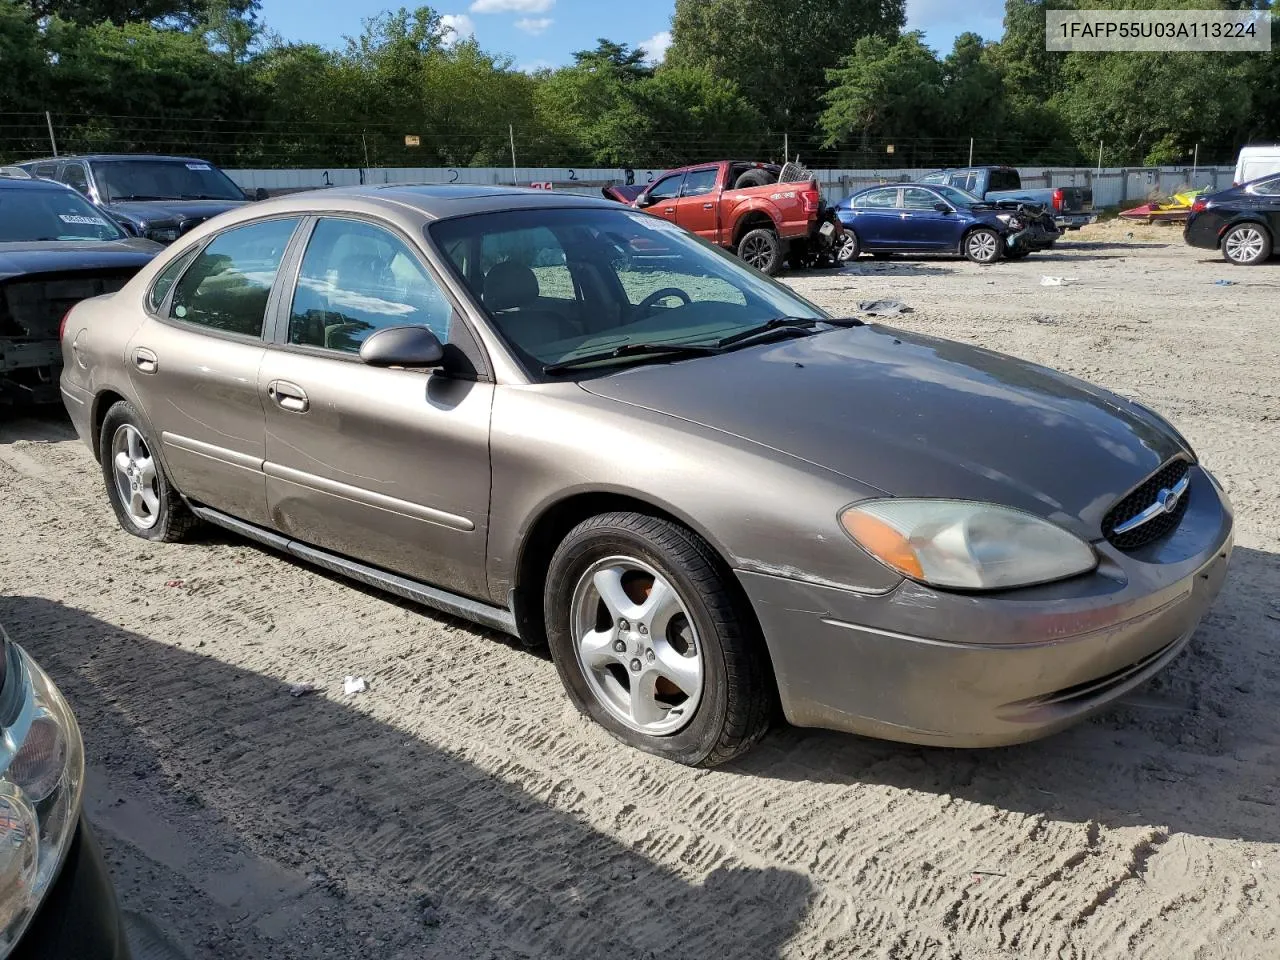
[667,0,905,130]
[26,0,259,28]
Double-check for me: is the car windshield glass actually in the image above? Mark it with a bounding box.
[934,184,982,207]
[95,160,244,203]
[0,187,127,242]
[430,207,827,377]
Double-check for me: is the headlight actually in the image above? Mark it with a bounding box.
[0,626,84,954]
[840,499,1097,590]
[146,226,179,244]
[996,214,1024,229]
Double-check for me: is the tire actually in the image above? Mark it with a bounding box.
[737,228,783,276]
[963,227,1004,264]
[837,230,860,262]
[1221,223,1272,266]
[99,400,196,542]
[543,512,773,767]
[733,169,773,190]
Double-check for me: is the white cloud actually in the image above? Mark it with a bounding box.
[470,0,553,13]
[440,13,475,46]
[640,30,672,63]
[515,17,553,35]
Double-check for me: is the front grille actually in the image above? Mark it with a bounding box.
[1102,458,1191,551]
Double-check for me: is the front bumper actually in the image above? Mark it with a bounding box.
[1007,222,1059,252]
[11,817,131,960]
[740,465,1233,747]
[1055,213,1097,230]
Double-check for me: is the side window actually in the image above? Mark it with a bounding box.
[852,188,899,209]
[1250,176,1280,197]
[646,174,685,202]
[148,247,199,312]
[32,163,57,180]
[169,218,299,337]
[902,187,940,210]
[918,173,945,185]
[988,169,1021,192]
[60,163,89,195]
[681,168,720,197]
[288,218,453,353]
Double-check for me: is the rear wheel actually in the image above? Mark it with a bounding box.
[963,227,1004,264]
[837,230,860,262]
[544,512,773,767]
[737,228,783,276]
[1222,223,1271,266]
[99,400,196,542]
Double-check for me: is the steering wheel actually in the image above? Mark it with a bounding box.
[635,287,692,317]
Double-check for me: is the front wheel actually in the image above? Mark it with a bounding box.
[737,228,783,276]
[836,230,860,262]
[544,512,773,767]
[1222,223,1272,266]
[963,227,1004,264]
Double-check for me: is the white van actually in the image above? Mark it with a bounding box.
[1235,145,1280,185]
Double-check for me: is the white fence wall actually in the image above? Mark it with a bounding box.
[225,165,1237,207]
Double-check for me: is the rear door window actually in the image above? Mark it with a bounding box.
[59,162,90,196]
[987,169,1021,192]
[852,188,899,209]
[168,218,300,337]
[681,168,720,197]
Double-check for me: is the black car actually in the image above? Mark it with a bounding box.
[1184,173,1280,266]
[0,170,161,404]
[17,154,266,245]
[0,621,131,959]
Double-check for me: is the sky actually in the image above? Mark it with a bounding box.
[256,0,1009,71]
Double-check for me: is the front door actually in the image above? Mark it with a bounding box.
[640,173,686,226]
[258,216,494,600]
[126,216,303,527]
[900,186,959,249]
[674,167,722,243]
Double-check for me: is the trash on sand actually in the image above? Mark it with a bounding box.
[289,682,318,698]
[165,579,185,588]
[856,299,913,317]
[343,676,368,695]
[1213,279,1236,286]
[1040,276,1079,286]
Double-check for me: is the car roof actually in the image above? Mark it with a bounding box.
[264,183,624,221]
[0,175,78,193]
[19,154,217,165]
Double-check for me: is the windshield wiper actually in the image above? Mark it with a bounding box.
[109,194,167,202]
[180,194,233,201]
[716,316,821,348]
[543,342,722,376]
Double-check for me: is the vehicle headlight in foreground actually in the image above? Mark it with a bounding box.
[840,500,1097,590]
[146,226,179,244]
[0,625,84,956]
[996,214,1024,229]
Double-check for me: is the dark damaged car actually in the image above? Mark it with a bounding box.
[0,170,160,404]
[19,154,265,245]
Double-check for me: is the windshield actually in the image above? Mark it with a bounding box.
[0,187,127,242]
[934,184,983,207]
[94,159,245,203]
[430,207,827,377]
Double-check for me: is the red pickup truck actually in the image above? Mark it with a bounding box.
[604,161,842,275]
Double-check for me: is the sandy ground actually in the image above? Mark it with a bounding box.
[2,221,1278,959]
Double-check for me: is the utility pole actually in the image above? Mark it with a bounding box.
[509,124,517,184]
[1097,140,1104,175]
[362,133,370,169]
[45,111,58,157]
[1192,143,1199,181]
[784,132,789,163]
[968,137,974,167]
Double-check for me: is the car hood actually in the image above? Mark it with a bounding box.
[578,326,1186,539]
[0,239,163,281]
[105,199,248,225]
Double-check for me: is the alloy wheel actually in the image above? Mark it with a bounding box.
[571,556,704,736]
[111,424,160,530]
[1224,226,1266,264]
[740,235,773,270]
[967,230,999,263]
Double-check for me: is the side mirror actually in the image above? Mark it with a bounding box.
[253,187,269,201]
[635,193,654,208]
[359,326,445,369]
[934,202,954,214]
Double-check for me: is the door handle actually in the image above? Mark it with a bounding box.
[267,380,309,414]
[663,207,675,215]
[133,347,158,374]
[703,203,714,209]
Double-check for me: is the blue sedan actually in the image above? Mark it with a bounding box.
[835,183,1060,264]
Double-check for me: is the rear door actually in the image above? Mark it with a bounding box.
[640,173,685,226]
[674,167,722,243]
[126,216,303,527]
[258,216,494,599]
[843,187,903,248]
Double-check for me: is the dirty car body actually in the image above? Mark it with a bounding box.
[60,186,1232,764]
[0,176,161,404]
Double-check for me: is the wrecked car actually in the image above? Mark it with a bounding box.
[0,168,161,405]
[604,160,846,275]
